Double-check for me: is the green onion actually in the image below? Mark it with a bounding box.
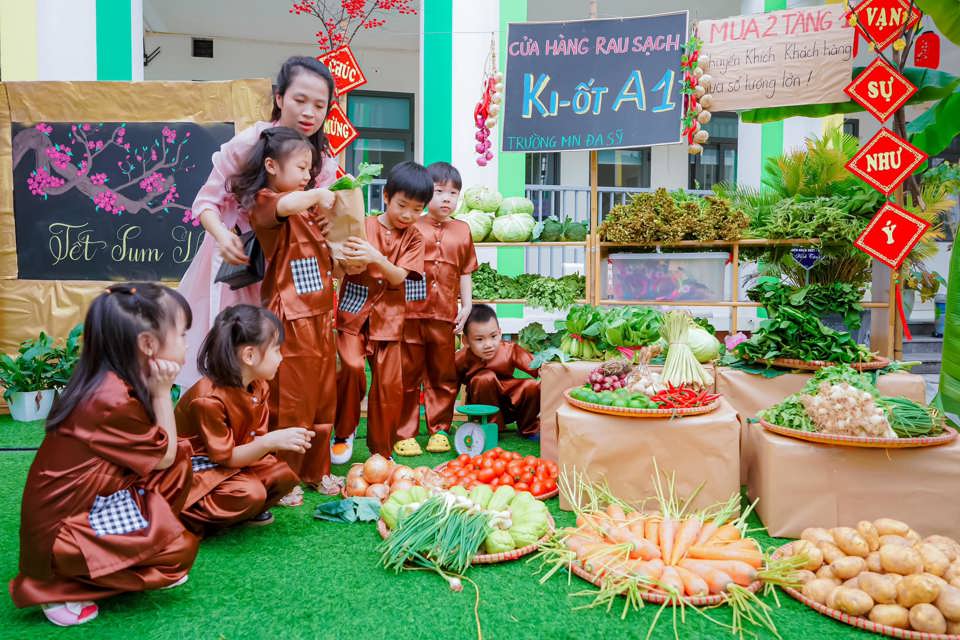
[876,397,943,438]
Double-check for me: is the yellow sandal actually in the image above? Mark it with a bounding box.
[425,432,451,453]
[393,438,422,457]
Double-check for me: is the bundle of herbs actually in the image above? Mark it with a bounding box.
[747,277,865,331]
[599,188,747,244]
[735,306,871,364]
[471,263,585,310]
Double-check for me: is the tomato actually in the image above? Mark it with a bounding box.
[456,468,469,479]
[545,461,559,478]
[499,473,513,486]
[524,455,539,468]
[520,471,534,484]
[446,460,460,471]
[515,482,530,491]
[477,468,496,483]
[512,452,523,460]
[490,478,500,488]
[531,481,545,496]
[544,478,557,492]
[482,457,495,469]
[492,447,504,457]
[457,453,470,465]
[492,460,506,474]
[472,455,483,466]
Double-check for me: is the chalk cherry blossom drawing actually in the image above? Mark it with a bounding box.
[13,122,200,227]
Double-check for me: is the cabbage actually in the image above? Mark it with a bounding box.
[498,196,535,216]
[563,221,588,242]
[454,209,494,243]
[539,217,564,242]
[491,213,537,242]
[463,185,502,213]
[688,325,721,363]
[484,529,515,554]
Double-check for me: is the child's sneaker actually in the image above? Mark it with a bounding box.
[42,602,98,627]
[393,438,422,457]
[426,432,451,453]
[246,510,274,526]
[331,436,354,465]
[160,574,190,590]
[278,485,304,507]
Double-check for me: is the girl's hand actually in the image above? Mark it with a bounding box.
[313,214,332,238]
[313,188,335,211]
[146,358,181,398]
[342,237,384,266]
[215,228,249,266]
[263,427,314,453]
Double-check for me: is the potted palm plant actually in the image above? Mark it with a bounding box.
[0,332,61,422]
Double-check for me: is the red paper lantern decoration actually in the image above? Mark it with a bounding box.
[914,31,941,69]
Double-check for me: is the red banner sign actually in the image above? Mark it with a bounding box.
[849,0,921,52]
[323,102,359,156]
[845,127,927,195]
[318,46,368,95]
[854,201,931,269]
[844,57,917,123]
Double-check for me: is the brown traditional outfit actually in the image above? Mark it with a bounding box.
[250,189,336,482]
[175,378,299,534]
[399,216,478,438]
[456,342,541,437]
[10,372,197,607]
[335,215,424,458]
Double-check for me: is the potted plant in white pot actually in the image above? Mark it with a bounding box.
[48,324,83,397]
[1,332,61,422]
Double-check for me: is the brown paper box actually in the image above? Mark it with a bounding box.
[326,189,367,263]
[556,399,741,512]
[540,361,719,463]
[718,369,928,484]
[747,422,960,540]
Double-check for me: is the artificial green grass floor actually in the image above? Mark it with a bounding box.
[1,415,872,640]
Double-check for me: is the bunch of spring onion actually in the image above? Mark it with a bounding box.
[532,465,805,639]
[876,396,945,438]
[660,312,714,389]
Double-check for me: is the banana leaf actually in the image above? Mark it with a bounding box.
[916,0,960,45]
[740,68,960,124]
[907,88,960,158]
[940,242,960,417]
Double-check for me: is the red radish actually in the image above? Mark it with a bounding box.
[363,454,391,484]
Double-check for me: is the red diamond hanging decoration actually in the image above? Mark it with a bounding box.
[334,164,347,180]
[844,58,917,123]
[854,201,930,269]
[323,102,359,155]
[848,0,922,52]
[845,128,927,195]
[318,46,368,95]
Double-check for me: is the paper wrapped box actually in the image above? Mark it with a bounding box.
[556,399,741,512]
[747,422,960,540]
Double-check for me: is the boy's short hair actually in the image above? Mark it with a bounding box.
[427,161,462,190]
[464,304,499,335]
[384,161,434,206]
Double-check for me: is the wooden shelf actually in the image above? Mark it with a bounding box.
[598,238,822,248]
[474,299,588,305]
[475,241,588,247]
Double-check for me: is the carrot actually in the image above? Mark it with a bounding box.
[627,519,646,541]
[709,538,760,551]
[679,560,735,595]
[658,565,684,596]
[644,518,659,545]
[659,517,676,565]
[669,517,703,565]
[677,558,758,586]
[685,545,763,568]
[604,525,662,561]
[706,523,742,544]
[695,519,722,547]
[606,503,627,524]
[675,565,710,597]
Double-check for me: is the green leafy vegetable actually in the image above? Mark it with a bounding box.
[758,394,816,431]
[748,277,866,331]
[329,162,382,191]
[471,263,585,310]
[735,306,871,364]
[802,365,878,396]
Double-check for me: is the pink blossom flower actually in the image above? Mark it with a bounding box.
[90,173,108,185]
[93,190,120,213]
[161,126,177,144]
[82,124,91,131]
[139,172,167,193]
[27,167,65,197]
[162,185,179,206]
[724,332,748,351]
[44,145,73,169]
[35,123,53,135]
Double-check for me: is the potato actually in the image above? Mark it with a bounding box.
[925,535,960,562]
[905,529,922,545]
[935,584,960,622]
[948,620,960,634]
[859,572,898,605]
[793,570,816,585]
[833,587,874,616]
[897,574,941,607]
[857,521,881,552]
[909,603,947,634]
[879,535,911,547]
[816,565,839,582]
[868,604,910,629]
[881,544,923,575]
[874,518,910,537]
[832,527,870,558]
[803,579,839,605]
[945,561,960,583]
[952,578,960,590]
[831,556,867,580]
[926,573,948,589]
[917,543,951,577]
[866,551,883,573]
[843,576,861,590]
[826,585,842,610]
[783,540,824,571]
[801,527,835,546]
[818,541,847,565]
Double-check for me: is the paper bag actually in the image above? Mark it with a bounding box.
[326,189,367,262]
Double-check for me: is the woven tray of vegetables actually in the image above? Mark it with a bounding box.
[774,519,960,639]
[533,467,802,638]
[758,365,954,449]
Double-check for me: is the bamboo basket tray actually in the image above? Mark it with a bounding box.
[773,546,959,640]
[434,461,559,500]
[563,388,720,418]
[569,561,761,606]
[750,356,891,372]
[376,513,555,565]
[759,419,957,449]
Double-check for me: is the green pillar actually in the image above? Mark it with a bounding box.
[422,0,453,166]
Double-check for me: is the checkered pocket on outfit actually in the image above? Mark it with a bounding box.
[405,273,427,302]
[290,257,324,295]
[191,456,218,473]
[339,280,368,314]
[88,488,149,536]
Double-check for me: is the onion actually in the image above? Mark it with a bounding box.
[390,479,415,494]
[391,465,416,484]
[346,476,369,497]
[346,463,365,481]
[363,454,391,484]
[365,483,390,502]
[412,466,432,482]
